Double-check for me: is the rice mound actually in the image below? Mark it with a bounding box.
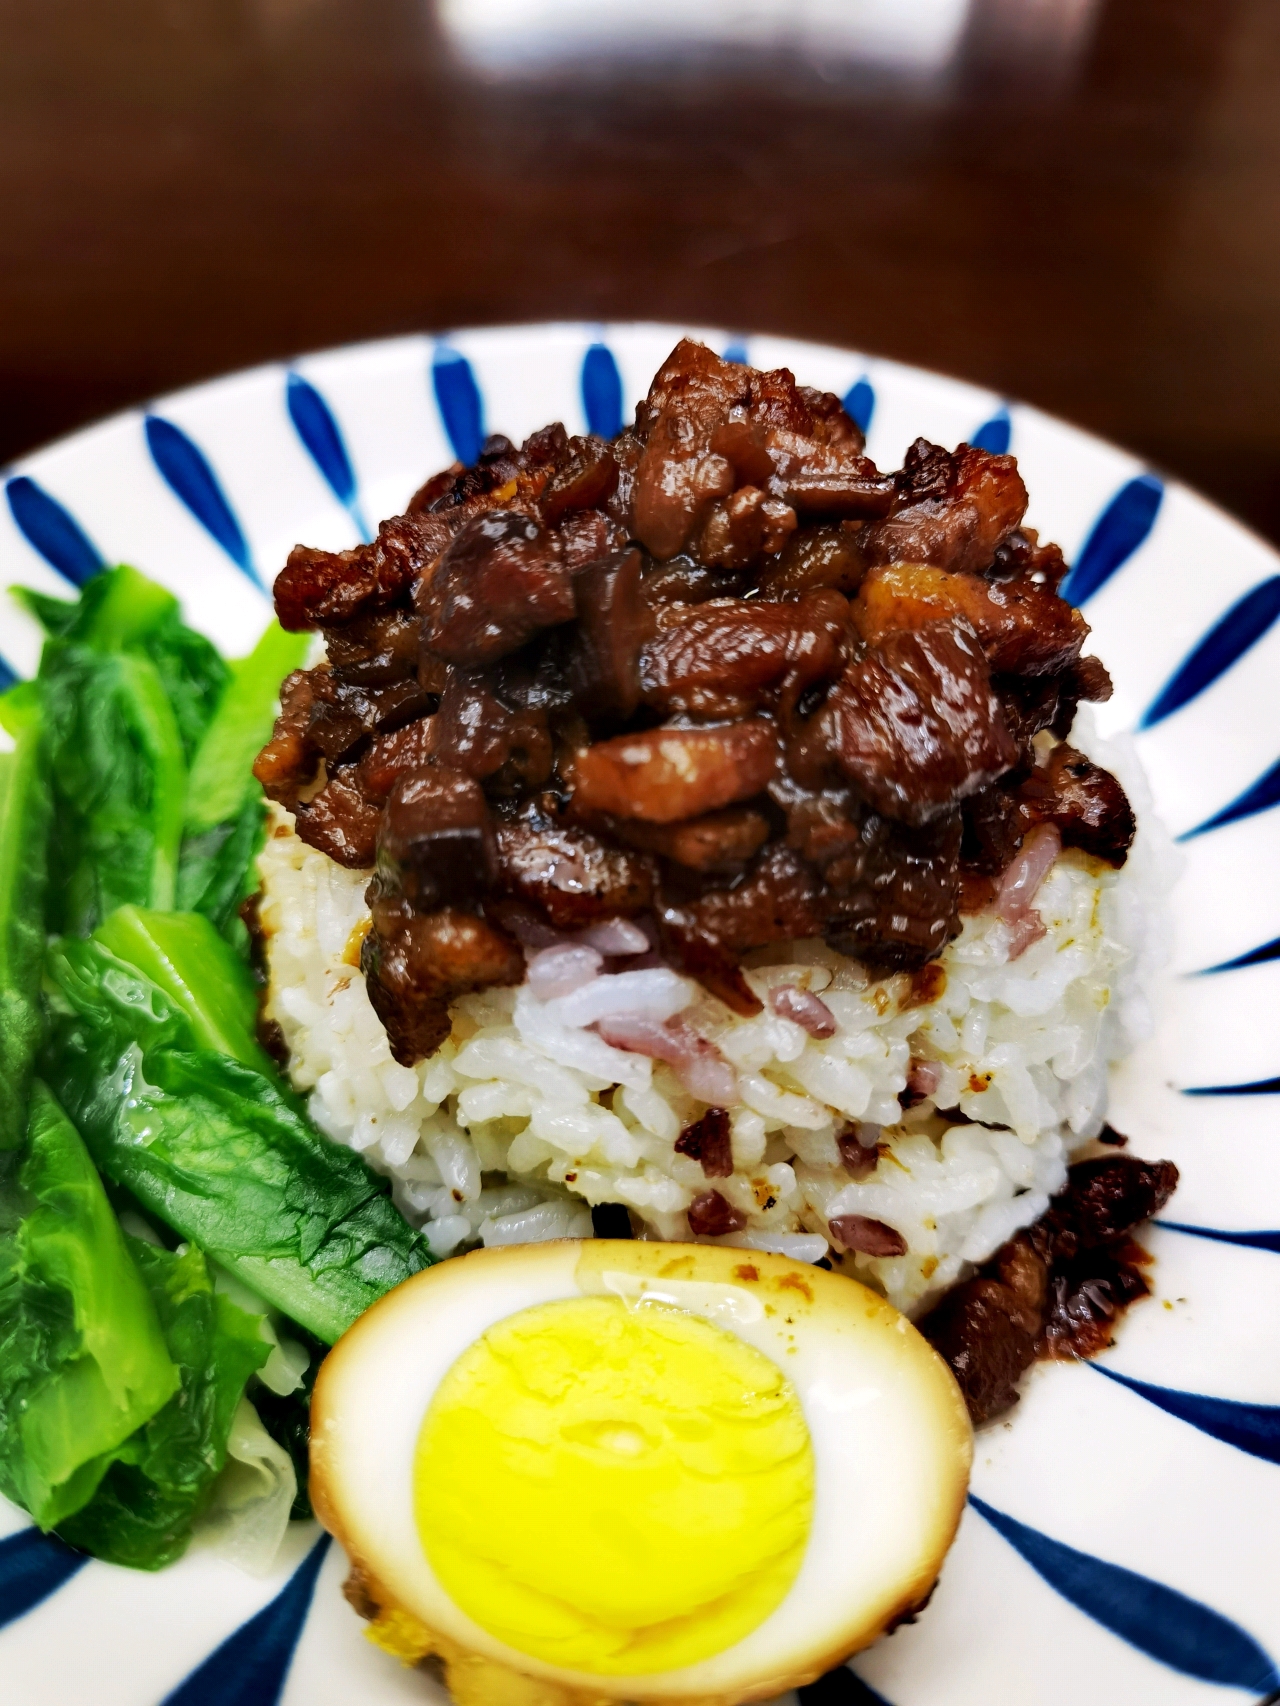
[256,714,1173,1316]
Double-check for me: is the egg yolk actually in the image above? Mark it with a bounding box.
[413,1295,814,1675]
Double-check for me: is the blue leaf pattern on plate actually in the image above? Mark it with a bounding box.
[5,475,104,587]
[970,408,1011,455]
[144,416,263,591]
[0,653,18,692]
[161,1535,329,1706]
[969,1495,1279,1691]
[1058,474,1163,606]
[1156,1220,1280,1255]
[843,378,874,436]
[722,340,749,366]
[1195,935,1280,973]
[581,343,624,440]
[1141,576,1280,729]
[432,346,484,467]
[798,1663,893,1706]
[0,1528,87,1630]
[1183,1074,1280,1096]
[286,374,370,542]
[1092,1364,1280,1465]
[1179,756,1280,840]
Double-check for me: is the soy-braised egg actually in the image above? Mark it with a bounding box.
[311,1240,973,1706]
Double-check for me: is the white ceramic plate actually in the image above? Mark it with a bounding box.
[2,323,1278,1706]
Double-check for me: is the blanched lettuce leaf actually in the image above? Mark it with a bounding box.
[57,1240,271,1570]
[10,586,81,638]
[44,939,432,1344]
[0,1083,179,1530]
[93,905,271,1073]
[22,568,296,953]
[184,620,308,837]
[176,792,268,941]
[0,569,362,1566]
[177,619,308,947]
[24,564,260,936]
[141,617,229,768]
[0,682,52,1151]
[16,566,229,762]
[45,932,192,1056]
[41,641,187,933]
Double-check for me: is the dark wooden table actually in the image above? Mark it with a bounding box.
[2,0,1278,543]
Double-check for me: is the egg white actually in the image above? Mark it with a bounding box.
[312,1239,972,1703]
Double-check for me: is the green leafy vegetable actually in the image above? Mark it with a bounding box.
[56,1240,271,1570]
[0,1082,179,1530]
[18,566,229,762]
[185,620,307,836]
[23,564,172,653]
[176,793,268,940]
[44,938,432,1343]
[0,682,52,1151]
[140,620,229,768]
[40,640,187,933]
[93,905,272,1074]
[1,563,417,1566]
[11,587,80,638]
[177,619,307,946]
[21,564,258,937]
[21,569,296,949]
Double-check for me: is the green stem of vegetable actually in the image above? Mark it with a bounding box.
[0,683,52,1151]
[93,905,273,1075]
[115,651,188,913]
[185,620,308,836]
[176,619,308,944]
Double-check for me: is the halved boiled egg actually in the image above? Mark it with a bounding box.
[311,1241,972,1706]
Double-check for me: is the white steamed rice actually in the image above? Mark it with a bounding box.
[256,711,1174,1316]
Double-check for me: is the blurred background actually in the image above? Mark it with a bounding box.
[1,0,1277,541]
